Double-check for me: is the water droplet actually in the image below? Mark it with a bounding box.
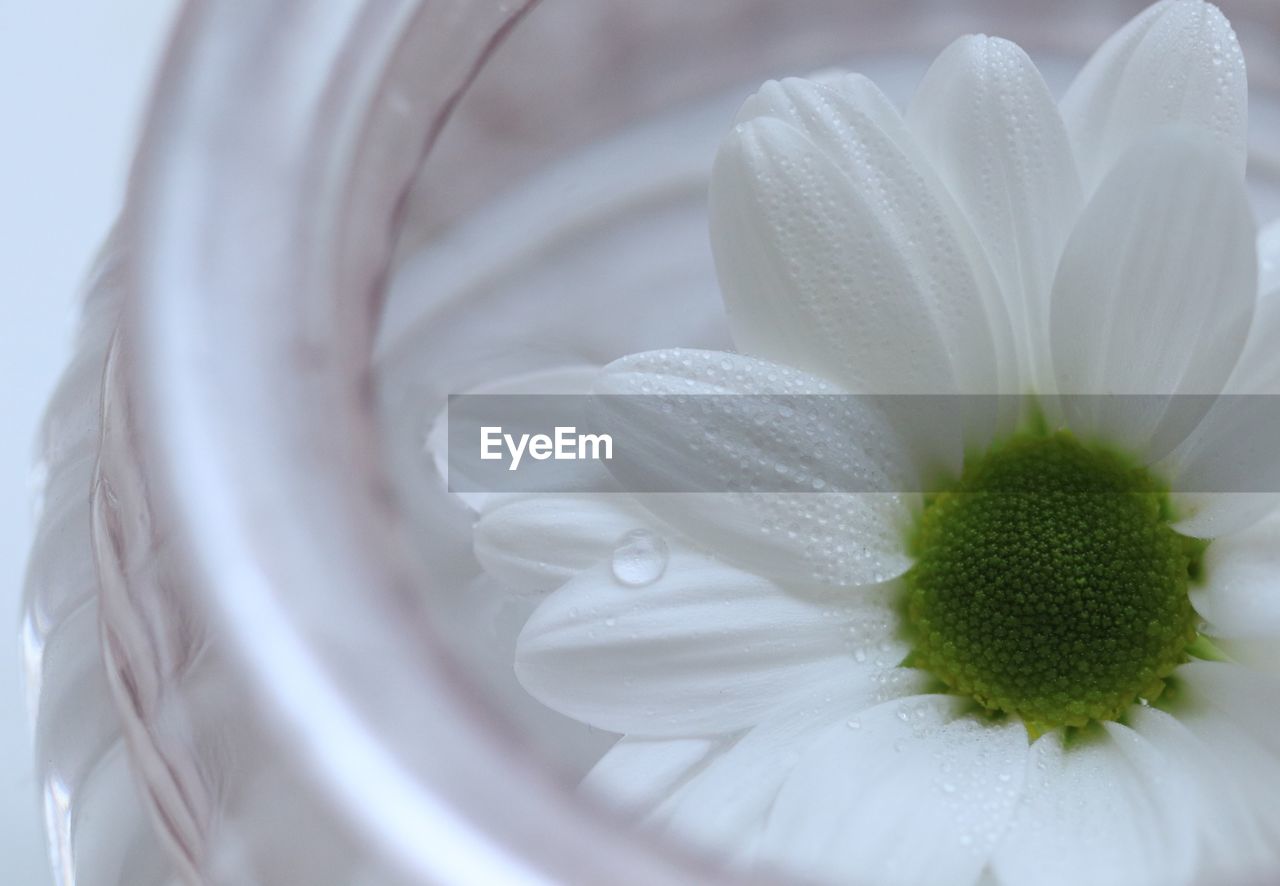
[611,529,669,587]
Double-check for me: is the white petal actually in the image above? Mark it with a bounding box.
[594,349,924,586]
[1260,220,1280,296]
[1173,661,1280,753]
[1126,704,1280,882]
[1172,493,1280,539]
[514,543,907,737]
[473,494,659,593]
[761,695,1028,886]
[581,736,724,818]
[1161,661,1280,875]
[1050,132,1256,460]
[1229,291,1280,394]
[1061,0,1248,194]
[992,723,1198,886]
[1166,291,1280,536]
[908,35,1083,390]
[646,669,931,866]
[737,72,912,155]
[711,88,1011,397]
[426,365,604,512]
[436,576,619,778]
[1189,510,1280,668]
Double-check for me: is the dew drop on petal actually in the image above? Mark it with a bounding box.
[610,529,669,587]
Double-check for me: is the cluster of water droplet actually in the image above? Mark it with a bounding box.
[605,350,915,585]
[731,77,1002,398]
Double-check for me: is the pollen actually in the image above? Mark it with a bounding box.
[904,430,1203,734]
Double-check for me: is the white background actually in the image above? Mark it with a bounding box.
[0,2,180,882]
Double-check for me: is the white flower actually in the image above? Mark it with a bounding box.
[464,2,1280,884]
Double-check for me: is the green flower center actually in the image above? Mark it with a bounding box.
[904,430,1204,734]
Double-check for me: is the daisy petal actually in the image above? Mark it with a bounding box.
[1166,293,1280,536]
[514,544,907,737]
[992,724,1197,886]
[761,695,1028,886]
[581,736,724,819]
[1126,705,1280,881]
[1228,292,1280,394]
[1189,511,1280,668]
[1050,132,1256,460]
[1261,220,1280,296]
[1172,493,1280,539]
[737,72,911,157]
[908,35,1083,388]
[641,668,928,866]
[426,365,605,512]
[711,95,1008,397]
[1162,662,1280,873]
[594,349,926,586]
[1173,661,1280,753]
[474,494,658,593]
[1061,0,1248,194]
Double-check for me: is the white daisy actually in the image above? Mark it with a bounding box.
[463,2,1280,883]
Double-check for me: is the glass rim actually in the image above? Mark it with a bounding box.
[116,0,1280,881]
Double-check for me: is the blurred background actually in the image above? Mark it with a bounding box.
[0,2,178,882]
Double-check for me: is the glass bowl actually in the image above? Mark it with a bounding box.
[24,1,1280,883]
